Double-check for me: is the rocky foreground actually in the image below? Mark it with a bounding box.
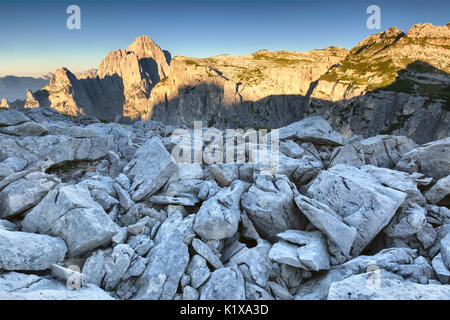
[0,107,449,300]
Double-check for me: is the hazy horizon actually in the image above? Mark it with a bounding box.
[1,0,449,77]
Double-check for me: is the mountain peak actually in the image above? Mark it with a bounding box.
[407,22,450,38]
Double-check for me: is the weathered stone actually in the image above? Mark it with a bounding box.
[0,172,58,218]
[210,164,239,187]
[306,164,406,256]
[126,137,177,202]
[228,240,272,287]
[185,254,211,289]
[135,239,189,300]
[0,109,30,126]
[114,182,135,210]
[277,230,330,271]
[384,203,427,238]
[425,175,450,207]
[331,135,417,168]
[192,238,224,269]
[0,121,47,136]
[200,266,245,300]
[441,233,450,270]
[432,253,450,284]
[241,175,303,241]
[294,194,357,258]
[193,180,248,241]
[0,272,113,300]
[277,116,344,146]
[395,137,450,180]
[327,270,450,300]
[0,229,67,271]
[22,183,119,257]
[183,286,199,300]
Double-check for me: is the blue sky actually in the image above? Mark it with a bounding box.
[0,0,449,77]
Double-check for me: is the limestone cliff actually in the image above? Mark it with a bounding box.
[145,47,347,128]
[308,23,450,143]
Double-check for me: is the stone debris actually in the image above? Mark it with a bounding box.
[0,107,449,300]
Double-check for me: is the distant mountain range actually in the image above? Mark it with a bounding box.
[1,22,448,143]
[0,75,50,101]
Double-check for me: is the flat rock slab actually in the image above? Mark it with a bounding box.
[0,229,67,270]
[327,270,450,300]
[277,116,344,146]
[395,137,450,180]
[0,272,113,300]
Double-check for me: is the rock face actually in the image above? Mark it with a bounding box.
[308,23,450,143]
[18,36,171,122]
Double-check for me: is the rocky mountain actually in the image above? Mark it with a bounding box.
[308,23,450,144]
[145,47,347,128]
[0,107,449,300]
[5,23,449,144]
[0,75,49,102]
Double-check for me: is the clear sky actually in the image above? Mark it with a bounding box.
[0,0,449,77]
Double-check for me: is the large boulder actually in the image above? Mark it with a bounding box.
[296,248,434,300]
[395,137,450,180]
[199,266,246,300]
[241,175,303,241]
[327,270,450,300]
[294,194,357,259]
[0,272,113,300]
[22,183,120,257]
[277,116,344,146]
[228,239,273,287]
[0,172,58,218]
[0,229,67,270]
[193,180,249,241]
[306,164,407,256]
[268,230,330,271]
[330,135,417,168]
[126,137,177,202]
[425,175,450,207]
[135,239,189,300]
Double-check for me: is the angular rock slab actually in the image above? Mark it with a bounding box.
[0,133,113,168]
[193,180,249,241]
[228,240,272,287]
[22,183,120,257]
[395,137,450,181]
[294,194,357,258]
[0,229,67,271]
[330,135,417,168]
[425,175,450,207]
[126,137,177,202]
[0,172,58,218]
[0,272,113,300]
[327,270,450,300]
[135,239,189,300]
[199,266,246,300]
[277,116,344,146]
[241,175,303,241]
[277,230,330,271]
[306,164,406,256]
